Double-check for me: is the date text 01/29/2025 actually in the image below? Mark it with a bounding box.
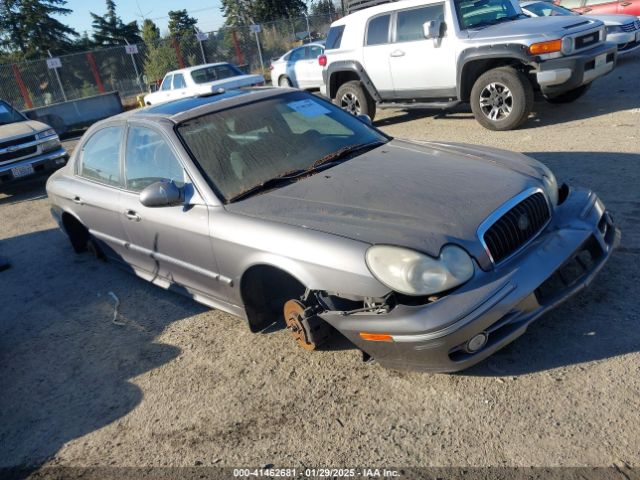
[232,468,400,477]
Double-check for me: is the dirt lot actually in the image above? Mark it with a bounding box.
[1,52,639,473]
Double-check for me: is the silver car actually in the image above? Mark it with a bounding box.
[46,88,620,372]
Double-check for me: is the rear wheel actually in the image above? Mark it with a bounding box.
[335,80,376,120]
[279,75,292,87]
[470,67,533,131]
[544,84,591,104]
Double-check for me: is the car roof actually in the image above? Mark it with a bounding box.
[126,87,297,124]
[165,62,237,76]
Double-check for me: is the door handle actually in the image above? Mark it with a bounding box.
[390,50,406,57]
[72,196,83,205]
[125,210,141,222]
[620,2,631,5]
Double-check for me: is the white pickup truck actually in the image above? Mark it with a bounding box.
[0,100,68,185]
[144,62,265,106]
[322,0,618,130]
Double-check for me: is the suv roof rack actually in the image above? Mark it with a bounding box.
[346,0,401,14]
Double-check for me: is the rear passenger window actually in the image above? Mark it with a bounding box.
[308,45,324,59]
[366,15,391,45]
[80,126,123,187]
[325,25,345,49]
[173,73,186,89]
[558,0,583,7]
[396,4,445,42]
[125,126,186,192]
[290,48,307,61]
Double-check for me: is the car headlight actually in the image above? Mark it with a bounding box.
[541,170,559,207]
[365,245,475,296]
[606,25,622,34]
[36,128,57,139]
[41,138,61,152]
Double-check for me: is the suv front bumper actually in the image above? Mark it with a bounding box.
[0,148,68,185]
[535,42,617,96]
[324,186,620,372]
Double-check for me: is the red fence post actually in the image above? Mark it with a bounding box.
[232,30,245,66]
[86,52,105,93]
[12,64,33,109]
[172,37,185,69]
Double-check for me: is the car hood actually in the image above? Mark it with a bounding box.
[0,120,50,140]
[467,16,600,41]
[586,14,637,25]
[226,139,548,268]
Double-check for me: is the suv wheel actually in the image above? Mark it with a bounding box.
[470,67,533,131]
[544,84,590,104]
[279,75,292,87]
[335,81,376,119]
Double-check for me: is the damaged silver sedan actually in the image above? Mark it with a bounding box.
[46,88,620,372]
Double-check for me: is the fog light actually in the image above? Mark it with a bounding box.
[467,333,488,353]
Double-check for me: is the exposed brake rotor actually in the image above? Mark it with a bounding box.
[284,299,332,351]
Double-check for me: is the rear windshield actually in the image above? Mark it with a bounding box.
[191,64,243,84]
[177,92,387,202]
[325,25,346,49]
[0,100,26,125]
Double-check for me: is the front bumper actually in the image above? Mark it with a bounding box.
[323,186,620,372]
[0,148,68,184]
[535,42,617,96]
[608,31,640,55]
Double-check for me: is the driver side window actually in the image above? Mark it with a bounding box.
[124,126,186,192]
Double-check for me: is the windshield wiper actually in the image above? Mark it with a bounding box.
[468,13,526,29]
[227,141,385,203]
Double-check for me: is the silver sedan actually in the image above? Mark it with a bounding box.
[46,88,619,372]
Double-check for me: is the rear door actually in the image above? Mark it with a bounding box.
[306,45,325,88]
[171,73,189,100]
[362,13,395,97]
[73,125,131,262]
[119,123,222,299]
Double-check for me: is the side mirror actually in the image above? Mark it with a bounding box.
[357,114,372,126]
[423,20,444,39]
[140,180,183,208]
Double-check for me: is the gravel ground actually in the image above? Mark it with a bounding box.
[1,53,639,473]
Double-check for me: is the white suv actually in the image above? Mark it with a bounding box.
[321,0,618,130]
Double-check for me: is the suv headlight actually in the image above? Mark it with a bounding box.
[561,37,573,55]
[365,245,474,296]
[541,170,559,207]
[36,128,57,139]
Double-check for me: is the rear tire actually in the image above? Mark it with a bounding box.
[279,75,292,87]
[470,67,533,131]
[335,80,376,120]
[544,84,590,104]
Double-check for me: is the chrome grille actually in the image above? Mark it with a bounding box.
[483,192,551,264]
[621,22,638,32]
[0,145,38,163]
[0,135,36,151]
[575,32,599,50]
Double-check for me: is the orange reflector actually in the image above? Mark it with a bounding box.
[359,332,393,342]
[528,39,562,55]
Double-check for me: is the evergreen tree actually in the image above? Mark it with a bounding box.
[309,0,337,16]
[168,10,198,38]
[142,19,178,83]
[90,0,141,46]
[221,0,308,26]
[0,0,78,58]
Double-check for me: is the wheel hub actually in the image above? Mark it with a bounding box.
[284,300,318,351]
[479,82,513,121]
[340,93,361,115]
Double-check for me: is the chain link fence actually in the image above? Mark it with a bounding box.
[0,12,340,111]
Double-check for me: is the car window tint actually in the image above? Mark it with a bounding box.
[557,0,583,7]
[525,2,575,15]
[173,73,186,89]
[160,75,173,91]
[191,64,243,84]
[367,15,391,45]
[325,25,345,49]
[308,45,324,58]
[80,126,123,187]
[290,48,306,61]
[125,126,186,192]
[396,5,445,42]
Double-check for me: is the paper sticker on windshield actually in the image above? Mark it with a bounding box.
[287,99,330,117]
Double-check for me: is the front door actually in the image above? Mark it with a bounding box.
[362,13,395,97]
[119,124,222,299]
[388,4,457,96]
